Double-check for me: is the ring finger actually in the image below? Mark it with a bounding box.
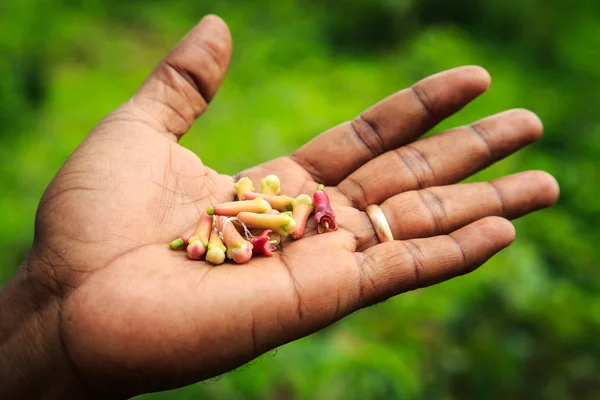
[339,170,559,250]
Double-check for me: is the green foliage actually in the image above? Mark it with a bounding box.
[1,0,599,398]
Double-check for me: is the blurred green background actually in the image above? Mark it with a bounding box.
[1,0,599,398]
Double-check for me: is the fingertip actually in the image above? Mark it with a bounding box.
[411,65,494,120]
[198,14,231,38]
[451,216,516,260]
[443,65,492,94]
[130,14,233,137]
[503,170,559,209]
[196,14,232,56]
[509,108,544,141]
[200,13,224,23]
[199,14,227,28]
[531,170,560,206]
[463,65,492,90]
[480,216,516,248]
[455,65,492,100]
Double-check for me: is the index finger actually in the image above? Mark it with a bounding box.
[290,66,491,185]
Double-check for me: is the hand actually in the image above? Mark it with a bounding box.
[0,15,558,399]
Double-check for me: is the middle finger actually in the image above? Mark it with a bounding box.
[336,108,543,209]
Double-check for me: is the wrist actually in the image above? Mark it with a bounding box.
[0,254,90,399]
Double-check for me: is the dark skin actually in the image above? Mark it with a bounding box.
[0,15,559,399]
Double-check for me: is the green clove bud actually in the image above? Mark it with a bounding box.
[260,175,281,195]
[237,212,296,236]
[234,177,255,201]
[209,197,272,216]
[205,227,227,265]
[169,238,185,250]
[242,192,294,211]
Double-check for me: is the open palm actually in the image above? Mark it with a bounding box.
[29,16,558,398]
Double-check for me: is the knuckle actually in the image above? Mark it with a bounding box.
[416,190,445,236]
[410,85,436,118]
[351,116,385,157]
[395,147,432,189]
[469,123,494,162]
[339,175,370,210]
[402,241,425,289]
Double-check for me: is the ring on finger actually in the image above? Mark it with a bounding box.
[365,204,394,243]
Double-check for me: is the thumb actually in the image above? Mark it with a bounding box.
[129,15,232,139]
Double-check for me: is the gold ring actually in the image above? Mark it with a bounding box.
[365,205,394,243]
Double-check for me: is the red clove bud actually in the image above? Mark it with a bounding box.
[249,229,281,245]
[249,230,277,257]
[313,184,338,233]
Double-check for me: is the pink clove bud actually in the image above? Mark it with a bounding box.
[242,192,294,211]
[291,194,314,239]
[208,197,272,216]
[234,177,255,201]
[205,227,227,265]
[187,212,214,260]
[249,230,277,257]
[237,212,296,236]
[260,174,281,195]
[216,216,253,264]
[180,226,196,245]
[230,245,253,264]
[187,240,206,260]
[313,184,338,233]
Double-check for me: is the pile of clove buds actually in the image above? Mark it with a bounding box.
[168,175,337,265]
